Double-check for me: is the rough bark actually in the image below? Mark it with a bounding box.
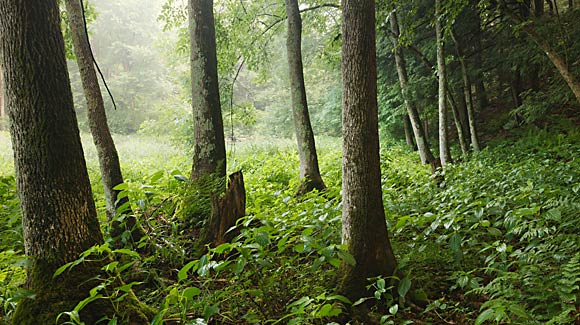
[436,0,452,166]
[188,0,226,182]
[451,28,481,152]
[200,171,245,248]
[339,0,397,302]
[0,63,4,131]
[285,0,326,195]
[389,10,436,164]
[64,0,142,244]
[0,1,147,323]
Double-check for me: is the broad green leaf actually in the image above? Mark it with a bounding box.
[178,260,199,282]
[398,277,412,297]
[182,286,201,300]
[475,308,496,325]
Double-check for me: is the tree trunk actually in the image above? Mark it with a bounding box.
[188,0,226,182]
[0,63,4,131]
[436,0,452,166]
[339,0,397,302]
[199,171,246,248]
[451,28,481,152]
[64,0,142,245]
[403,115,416,150]
[389,10,436,164]
[0,1,147,323]
[448,91,470,156]
[285,0,326,195]
[525,27,580,104]
[500,0,580,105]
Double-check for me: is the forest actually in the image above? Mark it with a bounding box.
[1,0,580,324]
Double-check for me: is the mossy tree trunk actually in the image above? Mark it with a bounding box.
[64,0,143,244]
[339,0,397,302]
[436,0,452,167]
[285,0,326,195]
[0,1,147,323]
[389,10,435,165]
[188,0,226,183]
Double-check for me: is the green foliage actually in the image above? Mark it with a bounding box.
[386,130,580,323]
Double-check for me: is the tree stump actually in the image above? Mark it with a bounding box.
[200,171,246,248]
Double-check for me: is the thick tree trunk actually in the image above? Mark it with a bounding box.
[451,28,481,152]
[436,0,452,166]
[389,10,435,164]
[199,171,245,248]
[339,0,397,302]
[188,0,226,182]
[0,1,147,323]
[64,0,142,244]
[285,0,326,195]
[0,63,4,131]
[403,115,416,150]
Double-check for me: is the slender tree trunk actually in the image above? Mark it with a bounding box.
[448,91,470,155]
[0,1,147,323]
[0,63,4,131]
[526,27,580,103]
[339,0,397,302]
[436,0,452,166]
[188,0,226,182]
[285,0,326,195]
[64,0,142,244]
[403,115,416,150]
[500,0,580,104]
[451,28,481,152]
[389,10,435,164]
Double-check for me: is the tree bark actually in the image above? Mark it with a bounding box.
[436,0,452,166]
[64,0,142,244]
[0,1,147,323]
[389,10,436,164]
[188,0,226,182]
[285,0,326,195]
[403,115,416,150]
[339,0,397,302]
[199,171,245,248]
[0,63,4,131]
[450,28,481,152]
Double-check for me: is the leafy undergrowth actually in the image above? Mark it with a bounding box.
[2,130,580,324]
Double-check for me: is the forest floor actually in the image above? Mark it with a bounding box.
[2,127,580,324]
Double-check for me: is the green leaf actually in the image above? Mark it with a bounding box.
[117,281,141,293]
[449,233,462,252]
[316,303,333,317]
[398,277,412,297]
[389,304,399,315]
[112,248,140,258]
[475,308,496,325]
[178,260,199,282]
[182,286,201,300]
[74,294,104,312]
[337,250,356,266]
[53,261,74,278]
